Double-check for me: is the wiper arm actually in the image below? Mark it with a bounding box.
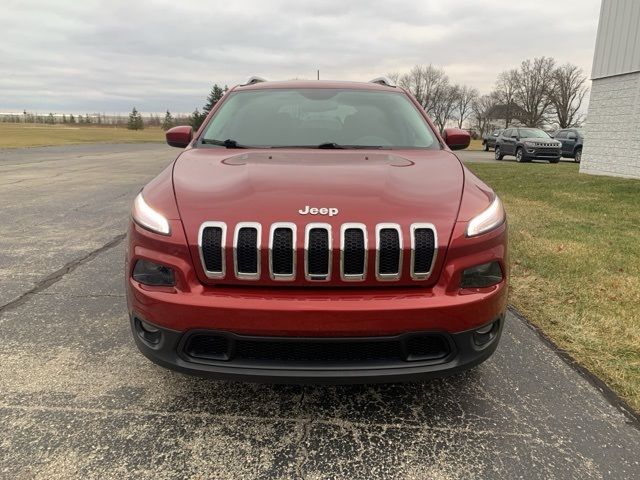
[317,142,346,149]
[201,138,247,148]
[316,143,387,150]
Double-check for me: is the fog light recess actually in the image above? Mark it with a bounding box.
[460,261,503,289]
[473,320,499,346]
[133,259,175,286]
[134,317,162,345]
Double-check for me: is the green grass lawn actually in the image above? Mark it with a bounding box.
[467,162,640,412]
[0,123,165,149]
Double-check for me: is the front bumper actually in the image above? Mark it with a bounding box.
[524,148,561,160]
[131,314,504,384]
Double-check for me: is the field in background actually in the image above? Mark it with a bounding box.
[467,162,640,412]
[0,123,164,149]
[467,138,484,151]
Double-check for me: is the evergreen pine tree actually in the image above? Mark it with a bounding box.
[69,114,76,124]
[62,115,67,124]
[161,110,174,131]
[127,107,144,130]
[203,84,225,114]
[189,109,205,130]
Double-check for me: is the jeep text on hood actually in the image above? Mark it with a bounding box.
[126,79,508,384]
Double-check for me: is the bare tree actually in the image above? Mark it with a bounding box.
[495,70,519,127]
[549,63,588,128]
[454,85,479,129]
[397,65,449,117]
[432,84,461,132]
[471,93,500,138]
[513,57,556,127]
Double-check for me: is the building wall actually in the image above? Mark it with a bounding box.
[580,71,640,179]
[591,0,640,80]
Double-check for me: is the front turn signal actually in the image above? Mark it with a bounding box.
[132,192,171,235]
[466,196,505,237]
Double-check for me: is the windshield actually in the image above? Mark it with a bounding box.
[519,128,550,139]
[201,89,438,149]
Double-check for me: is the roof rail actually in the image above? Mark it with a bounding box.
[369,76,396,88]
[241,76,267,86]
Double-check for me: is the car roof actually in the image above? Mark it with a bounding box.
[234,80,399,92]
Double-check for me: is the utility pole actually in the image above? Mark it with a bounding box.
[317,70,320,80]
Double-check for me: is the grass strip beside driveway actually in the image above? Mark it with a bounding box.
[467,162,640,412]
[0,123,165,148]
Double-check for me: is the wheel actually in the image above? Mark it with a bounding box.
[483,142,489,152]
[574,148,582,163]
[549,157,560,164]
[515,147,525,163]
[495,146,504,160]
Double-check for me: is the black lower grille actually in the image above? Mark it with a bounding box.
[184,334,230,360]
[271,228,294,275]
[201,226,223,273]
[378,228,400,275]
[236,339,400,362]
[343,228,365,276]
[182,333,451,364]
[236,227,258,274]
[413,228,435,274]
[307,228,329,276]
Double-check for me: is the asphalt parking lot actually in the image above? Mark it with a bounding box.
[1,144,639,479]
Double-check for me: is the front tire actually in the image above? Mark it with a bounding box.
[549,157,560,164]
[515,147,525,163]
[495,146,504,160]
[574,148,582,163]
[483,142,489,152]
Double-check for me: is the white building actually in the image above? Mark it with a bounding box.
[580,0,640,179]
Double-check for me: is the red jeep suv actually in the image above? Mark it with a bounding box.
[126,77,508,383]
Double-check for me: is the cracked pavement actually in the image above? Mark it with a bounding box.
[1,144,639,479]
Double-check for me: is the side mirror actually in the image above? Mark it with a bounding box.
[166,126,193,148]
[442,128,470,151]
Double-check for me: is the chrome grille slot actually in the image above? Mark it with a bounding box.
[410,223,437,280]
[269,223,296,280]
[198,221,436,283]
[376,224,402,281]
[305,223,331,281]
[233,222,261,279]
[340,223,367,281]
[199,222,226,278]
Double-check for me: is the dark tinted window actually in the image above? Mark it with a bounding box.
[518,128,550,139]
[555,130,567,139]
[502,129,512,137]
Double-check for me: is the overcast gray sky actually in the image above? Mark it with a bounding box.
[0,0,602,114]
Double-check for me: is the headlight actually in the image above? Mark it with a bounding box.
[132,192,171,235]
[466,196,505,237]
[524,141,535,147]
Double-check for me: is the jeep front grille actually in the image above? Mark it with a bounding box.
[198,221,437,283]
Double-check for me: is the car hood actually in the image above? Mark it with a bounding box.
[173,148,465,285]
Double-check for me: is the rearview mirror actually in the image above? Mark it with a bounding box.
[442,128,470,151]
[165,126,193,148]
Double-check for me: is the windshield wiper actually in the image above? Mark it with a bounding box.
[316,142,386,149]
[317,142,346,149]
[201,138,247,148]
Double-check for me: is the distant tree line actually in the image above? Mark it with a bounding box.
[390,56,588,137]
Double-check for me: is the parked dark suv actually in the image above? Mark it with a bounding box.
[553,128,584,163]
[495,128,562,163]
[482,129,503,151]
